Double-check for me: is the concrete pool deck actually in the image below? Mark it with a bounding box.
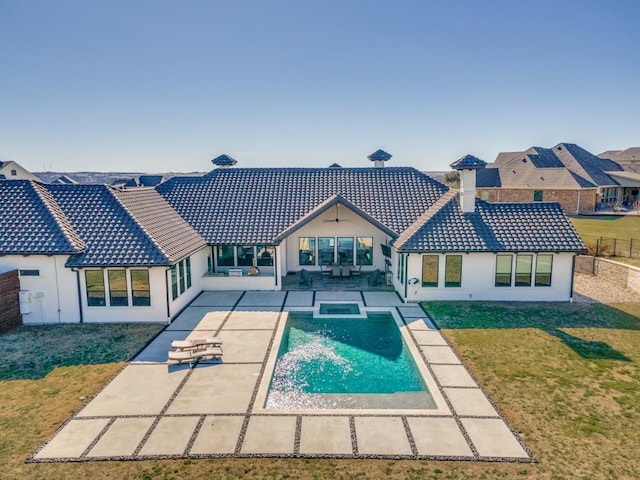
[30,290,533,463]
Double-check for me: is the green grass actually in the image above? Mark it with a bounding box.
[570,215,640,240]
[1,308,639,479]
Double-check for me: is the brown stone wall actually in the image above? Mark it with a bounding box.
[0,270,22,333]
[476,188,597,214]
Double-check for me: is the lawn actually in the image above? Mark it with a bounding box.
[1,304,639,480]
[569,215,640,263]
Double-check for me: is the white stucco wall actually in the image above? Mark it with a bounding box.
[167,247,208,320]
[402,252,575,302]
[0,255,79,324]
[283,207,392,274]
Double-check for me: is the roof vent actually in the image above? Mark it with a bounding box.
[367,149,392,168]
[450,154,486,213]
[212,154,237,168]
[329,163,342,168]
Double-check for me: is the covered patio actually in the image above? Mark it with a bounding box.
[281,269,394,291]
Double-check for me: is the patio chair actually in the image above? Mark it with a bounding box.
[167,346,223,365]
[341,265,352,278]
[331,265,341,279]
[171,337,222,351]
[367,268,382,286]
[350,265,362,276]
[299,268,313,287]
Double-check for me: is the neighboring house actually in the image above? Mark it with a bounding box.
[0,160,39,181]
[157,151,585,303]
[476,143,640,213]
[122,174,166,188]
[53,174,78,185]
[0,181,206,324]
[599,147,640,174]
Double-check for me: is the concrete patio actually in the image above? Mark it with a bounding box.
[31,290,533,463]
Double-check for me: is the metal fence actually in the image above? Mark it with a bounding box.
[581,235,640,258]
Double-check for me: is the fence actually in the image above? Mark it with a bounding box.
[581,235,640,258]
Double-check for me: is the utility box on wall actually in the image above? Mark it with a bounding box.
[0,269,22,333]
[19,290,32,314]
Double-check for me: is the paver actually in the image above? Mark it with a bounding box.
[354,416,412,455]
[166,363,260,415]
[314,290,362,302]
[138,416,200,456]
[404,317,435,330]
[241,416,297,454]
[284,291,314,307]
[397,305,426,318]
[87,417,155,457]
[223,310,279,330]
[190,291,243,307]
[190,415,245,454]
[412,329,448,345]
[362,291,403,306]
[431,364,478,387]
[35,418,109,459]
[216,329,274,363]
[462,418,529,458]
[421,345,461,364]
[132,330,193,362]
[407,417,473,457]
[166,306,227,330]
[237,291,286,307]
[191,311,229,331]
[77,365,188,417]
[299,416,353,455]
[444,388,499,417]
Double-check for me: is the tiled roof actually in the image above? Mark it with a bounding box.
[157,167,449,244]
[395,194,585,253]
[367,149,392,162]
[212,154,238,167]
[45,184,204,267]
[450,154,487,170]
[0,181,85,255]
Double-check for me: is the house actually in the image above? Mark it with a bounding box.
[599,147,640,174]
[0,150,586,325]
[0,181,206,324]
[0,160,39,181]
[476,143,640,213]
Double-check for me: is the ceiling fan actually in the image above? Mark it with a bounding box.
[323,204,352,223]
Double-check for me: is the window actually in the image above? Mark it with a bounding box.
[337,237,354,265]
[318,237,335,265]
[19,269,40,276]
[356,237,373,266]
[445,255,462,287]
[236,245,254,266]
[397,253,403,281]
[131,270,151,306]
[422,255,439,287]
[178,261,186,293]
[256,245,274,266]
[11,169,17,176]
[533,190,543,202]
[207,247,214,273]
[480,191,489,201]
[495,255,513,287]
[170,265,178,300]
[535,254,553,286]
[185,257,192,289]
[515,254,533,286]
[85,270,106,306]
[108,270,128,306]
[216,245,234,266]
[299,237,316,265]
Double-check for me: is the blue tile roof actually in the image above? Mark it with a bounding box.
[212,154,238,167]
[367,149,392,162]
[157,167,449,244]
[45,184,204,267]
[395,194,586,253]
[0,181,84,255]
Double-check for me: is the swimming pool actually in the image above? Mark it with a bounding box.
[264,312,436,410]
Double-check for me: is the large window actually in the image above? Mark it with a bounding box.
[256,245,274,266]
[445,255,462,287]
[178,261,186,293]
[422,255,439,287]
[85,270,106,306]
[131,270,151,306]
[356,237,373,266]
[337,237,354,265]
[535,254,553,286]
[237,245,254,266]
[108,270,128,306]
[185,257,192,289]
[216,245,234,266]
[318,237,335,265]
[170,265,178,300]
[495,255,513,287]
[515,254,533,286]
[299,237,316,265]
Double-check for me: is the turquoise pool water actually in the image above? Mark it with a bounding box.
[265,312,436,409]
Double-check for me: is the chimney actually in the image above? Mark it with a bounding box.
[212,154,237,168]
[367,149,392,168]
[449,154,487,213]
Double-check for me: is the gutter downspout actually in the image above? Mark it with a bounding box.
[274,245,279,291]
[403,254,409,302]
[576,189,581,215]
[72,268,84,323]
[53,256,62,323]
[569,254,576,303]
[165,267,171,324]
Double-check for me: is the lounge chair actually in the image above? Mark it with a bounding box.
[299,268,313,287]
[167,346,223,365]
[171,337,222,351]
[368,268,382,286]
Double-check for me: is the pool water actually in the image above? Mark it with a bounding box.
[265,312,436,409]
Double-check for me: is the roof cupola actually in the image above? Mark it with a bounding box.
[450,154,487,213]
[368,149,392,168]
[212,154,237,168]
